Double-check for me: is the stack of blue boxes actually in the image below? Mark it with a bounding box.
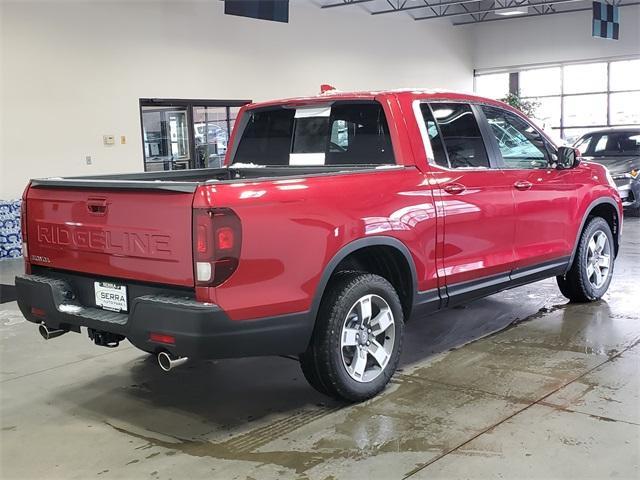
[0,200,23,260]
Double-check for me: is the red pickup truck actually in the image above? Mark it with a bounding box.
[16,90,622,401]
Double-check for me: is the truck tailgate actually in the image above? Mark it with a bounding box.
[25,187,195,287]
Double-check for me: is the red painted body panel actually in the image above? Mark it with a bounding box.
[23,90,623,326]
[26,188,195,286]
[193,168,438,320]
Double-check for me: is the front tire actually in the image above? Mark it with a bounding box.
[300,272,404,402]
[557,216,615,302]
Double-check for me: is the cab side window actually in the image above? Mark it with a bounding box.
[428,103,490,169]
[420,104,449,168]
[482,106,550,169]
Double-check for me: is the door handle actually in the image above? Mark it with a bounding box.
[443,183,466,195]
[513,180,533,191]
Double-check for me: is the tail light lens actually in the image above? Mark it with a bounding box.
[193,208,242,286]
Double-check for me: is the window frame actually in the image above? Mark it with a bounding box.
[473,56,640,140]
[413,99,507,171]
[229,99,399,167]
[139,98,251,171]
[478,104,558,170]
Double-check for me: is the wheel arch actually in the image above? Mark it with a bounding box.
[310,237,418,324]
[568,197,621,271]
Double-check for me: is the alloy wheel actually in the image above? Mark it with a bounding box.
[340,294,396,383]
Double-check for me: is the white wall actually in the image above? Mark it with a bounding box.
[0,0,473,199]
[470,5,640,70]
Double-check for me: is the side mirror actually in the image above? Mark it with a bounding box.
[557,146,581,169]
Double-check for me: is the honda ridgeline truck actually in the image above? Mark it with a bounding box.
[16,90,622,401]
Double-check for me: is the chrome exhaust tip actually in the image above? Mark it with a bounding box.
[157,351,188,372]
[38,324,67,340]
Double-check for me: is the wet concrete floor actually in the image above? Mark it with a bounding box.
[1,218,638,479]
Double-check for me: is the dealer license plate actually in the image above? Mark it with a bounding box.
[94,282,128,313]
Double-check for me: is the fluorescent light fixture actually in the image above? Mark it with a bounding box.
[495,6,529,15]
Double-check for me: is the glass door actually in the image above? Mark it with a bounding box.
[141,106,191,171]
[193,106,229,169]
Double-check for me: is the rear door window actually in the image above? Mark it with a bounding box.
[428,103,490,169]
[233,102,394,166]
[419,104,449,168]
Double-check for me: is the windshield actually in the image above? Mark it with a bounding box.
[575,131,640,157]
[231,101,395,166]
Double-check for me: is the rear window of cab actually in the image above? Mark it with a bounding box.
[232,101,395,167]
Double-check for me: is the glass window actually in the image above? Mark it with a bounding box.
[610,92,640,125]
[520,67,561,97]
[292,117,329,154]
[193,106,229,169]
[141,106,191,172]
[233,102,394,167]
[429,103,489,169]
[326,103,394,165]
[574,134,593,154]
[140,100,250,172]
[531,96,561,129]
[234,108,295,165]
[582,131,640,156]
[474,73,509,100]
[610,59,640,91]
[563,63,607,94]
[563,94,607,127]
[482,106,550,169]
[564,128,593,146]
[419,104,449,167]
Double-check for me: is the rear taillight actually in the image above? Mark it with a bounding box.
[21,183,31,274]
[193,208,242,286]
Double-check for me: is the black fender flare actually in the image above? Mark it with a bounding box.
[567,197,621,270]
[309,236,418,322]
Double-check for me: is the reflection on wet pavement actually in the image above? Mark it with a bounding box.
[1,219,638,479]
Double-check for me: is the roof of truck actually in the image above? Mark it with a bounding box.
[247,88,504,109]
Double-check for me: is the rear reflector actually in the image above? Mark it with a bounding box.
[149,333,175,345]
[31,307,46,318]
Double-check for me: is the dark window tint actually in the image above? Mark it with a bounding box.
[325,103,393,165]
[233,102,394,166]
[429,103,489,169]
[234,108,295,165]
[482,106,550,169]
[420,104,449,168]
[579,131,640,156]
[292,117,329,153]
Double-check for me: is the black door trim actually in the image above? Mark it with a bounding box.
[443,256,571,308]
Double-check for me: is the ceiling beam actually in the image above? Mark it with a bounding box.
[321,0,376,8]
[452,0,640,23]
[414,0,586,19]
[372,0,487,14]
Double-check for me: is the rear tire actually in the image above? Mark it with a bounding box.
[557,216,615,302]
[300,272,404,402]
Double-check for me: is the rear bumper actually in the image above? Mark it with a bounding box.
[15,274,313,359]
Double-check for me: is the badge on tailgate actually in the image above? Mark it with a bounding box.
[95,282,128,313]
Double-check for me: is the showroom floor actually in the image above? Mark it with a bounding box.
[1,219,638,480]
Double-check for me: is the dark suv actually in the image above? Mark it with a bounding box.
[574,128,640,216]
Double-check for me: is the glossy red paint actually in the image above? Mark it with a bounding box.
[23,90,623,324]
[26,188,195,286]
